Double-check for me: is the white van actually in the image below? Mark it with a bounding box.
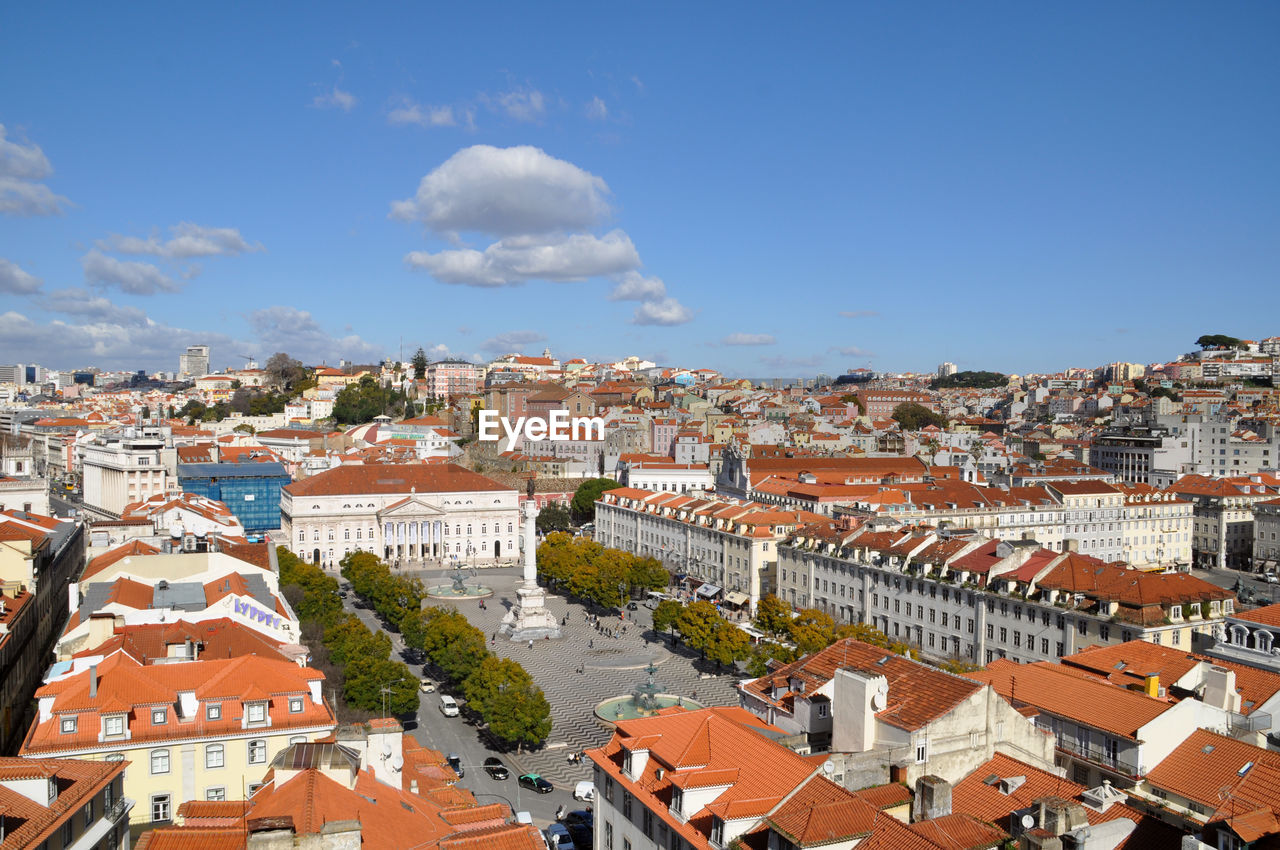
[439,695,460,717]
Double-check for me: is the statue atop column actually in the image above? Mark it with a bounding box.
[500,483,562,640]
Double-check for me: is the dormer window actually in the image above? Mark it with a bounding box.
[60,716,77,734]
[671,786,684,817]
[103,715,125,737]
[288,697,303,714]
[246,702,267,725]
[152,708,167,725]
[207,703,221,721]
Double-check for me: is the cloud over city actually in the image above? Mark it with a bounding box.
[0,124,70,216]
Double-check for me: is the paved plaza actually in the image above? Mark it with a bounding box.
[407,565,743,790]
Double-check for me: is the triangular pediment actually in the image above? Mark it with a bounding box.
[378,496,447,518]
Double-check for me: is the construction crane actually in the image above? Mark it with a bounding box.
[239,354,257,369]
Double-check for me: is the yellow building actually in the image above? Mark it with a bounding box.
[20,650,336,836]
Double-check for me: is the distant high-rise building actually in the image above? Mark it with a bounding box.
[179,344,210,378]
[937,361,958,378]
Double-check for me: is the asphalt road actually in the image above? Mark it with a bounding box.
[1191,564,1280,609]
[338,588,572,828]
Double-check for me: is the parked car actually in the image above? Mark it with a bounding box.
[563,809,594,829]
[439,695,460,717]
[545,823,576,850]
[447,753,464,778]
[518,773,554,794]
[1265,572,1279,584]
[573,781,595,802]
[626,601,638,611]
[420,679,436,693]
[483,757,509,780]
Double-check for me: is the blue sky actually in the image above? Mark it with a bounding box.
[2,3,1277,377]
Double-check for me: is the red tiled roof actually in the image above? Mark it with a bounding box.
[284,463,511,497]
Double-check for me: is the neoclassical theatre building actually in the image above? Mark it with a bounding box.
[280,463,520,568]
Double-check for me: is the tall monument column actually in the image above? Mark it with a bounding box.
[500,486,562,640]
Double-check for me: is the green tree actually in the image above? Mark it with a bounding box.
[570,477,623,525]
[652,599,683,636]
[332,375,407,424]
[704,621,751,669]
[626,556,670,596]
[536,502,573,534]
[833,621,890,647]
[462,656,534,719]
[485,678,553,752]
[745,641,798,677]
[753,594,792,638]
[324,615,392,667]
[890,402,948,431]
[418,607,490,684]
[1196,334,1244,350]
[930,370,1008,390]
[412,347,428,380]
[278,547,342,626]
[676,601,722,653]
[788,609,835,655]
[343,657,419,715]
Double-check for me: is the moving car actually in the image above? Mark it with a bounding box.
[447,753,464,778]
[483,757,509,780]
[518,773,554,794]
[545,823,576,850]
[439,695,460,717]
[573,781,595,802]
[1266,572,1279,584]
[420,679,436,693]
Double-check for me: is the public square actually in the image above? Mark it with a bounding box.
[340,563,743,827]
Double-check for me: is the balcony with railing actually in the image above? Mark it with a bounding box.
[1054,736,1142,779]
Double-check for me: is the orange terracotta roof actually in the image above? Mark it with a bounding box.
[284,462,510,497]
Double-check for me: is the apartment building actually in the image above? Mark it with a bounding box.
[81,429,177,519]
[1168,473,1280,569]
[0,510,86,755]
[0,756,133,850]
[775,525,1233,667]
[1253,498,1280,571]
[595,487,827,613]
[424,358,484,400]
[21,651,337,835]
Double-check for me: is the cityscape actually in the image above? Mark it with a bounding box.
[3,4,1280,850]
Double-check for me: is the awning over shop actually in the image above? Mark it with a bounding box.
[725,591,749,607]
[696,584,723,599]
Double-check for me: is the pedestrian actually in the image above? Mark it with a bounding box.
[589,639,594,649]
[528,639,533,649]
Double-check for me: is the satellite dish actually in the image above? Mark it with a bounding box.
[822,759,836,776]
[1020,814,1036,829]
[382,744,393,758]
[391,756,403,771]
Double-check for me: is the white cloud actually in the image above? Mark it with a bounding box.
[81,250,181,295]
[586,96,608,121]
[39,287,148,326]
[405,230,639,287]
[0,309,236,372]
[0,126,69,217]
[0,125,52,179]
[722,333,775,346]
[483,87,545,122]
[313,86,357,111]
[833,346,875,358]
[388,98,456,127]
[248,306,384,365]
[101,222,264,259]
[839,310,879,318]
[0,258,42,295]
[608,271,665,301]
[480,330,546,354]
[391,144,613,237]
[632,297,693,326]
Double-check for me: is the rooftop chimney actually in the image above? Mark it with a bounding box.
[913,775,953,821]
[89,664,98,699]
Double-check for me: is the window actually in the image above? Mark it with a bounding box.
[623,791,633,818]
[152,708,167,725]
[248,739,267,764]
[84,798,94,827]
[104,715,125,737]
[64,821,74,845]
[151,749,170,775]
[288,697,304,713]
[60,716,77,734]
[151,793,171,823]
[915,739,928,763]
[207,703,221,721]
[643,809,654,838]
[247,702,267,724]
[205,744,224,769]
[999,627,1007,643]
[605,821,614,849]
[206,787,226,802]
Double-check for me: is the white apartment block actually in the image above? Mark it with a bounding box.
[81,431,175,519]
[595,488,826,613]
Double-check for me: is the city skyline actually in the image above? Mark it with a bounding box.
[2,3,1278,375]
